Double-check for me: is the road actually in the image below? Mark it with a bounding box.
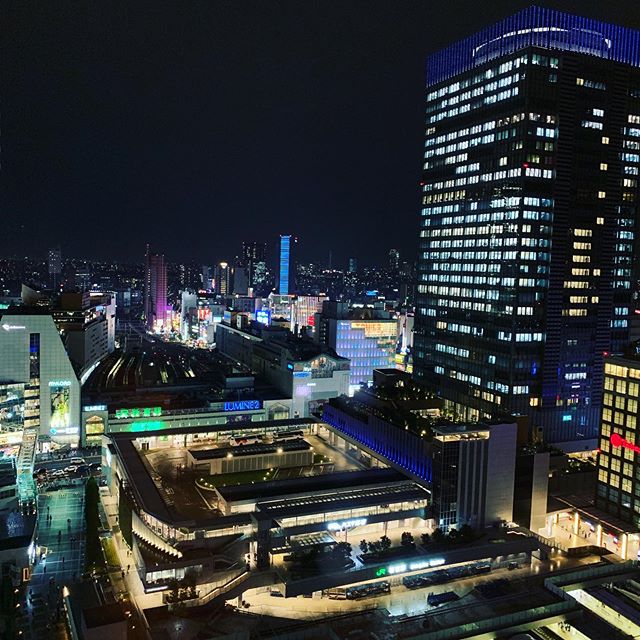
[242,552,599,619]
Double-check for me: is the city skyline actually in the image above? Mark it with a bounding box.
[3,1,640,265]
[3,5,640,637]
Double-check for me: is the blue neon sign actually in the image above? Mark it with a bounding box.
[223,400,262,412]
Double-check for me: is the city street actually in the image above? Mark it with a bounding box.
[15,486,86,640]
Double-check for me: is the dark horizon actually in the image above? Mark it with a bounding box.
[3,0,640,266]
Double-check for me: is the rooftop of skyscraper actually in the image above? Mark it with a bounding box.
[427,6,640,86]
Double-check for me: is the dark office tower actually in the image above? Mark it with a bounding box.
[48,247,62,290]
[388,248,400,271]
[348,257,358,273]
[144,245,167,331]
[241,241,267,288]
[413,7,640,447]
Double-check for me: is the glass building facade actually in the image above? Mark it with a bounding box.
[596,356,640,527]
[414,8,640,444]
[335,319,397,393]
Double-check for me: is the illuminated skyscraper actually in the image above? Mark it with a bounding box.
[144,245,167,331]
[279,235,292,295]
[413,7,640,446]
[242,241,267,288]
[214,262,231,295]
[48,247,62,290]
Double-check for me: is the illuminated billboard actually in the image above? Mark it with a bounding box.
[256,309,271,326]
[50,382,71,432]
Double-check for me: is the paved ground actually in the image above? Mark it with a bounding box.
[243,553,600,619]
[15,487,86,640]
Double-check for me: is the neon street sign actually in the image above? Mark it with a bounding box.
[115,407,162,419]
[48,380,71,387]
[387,558,446,575]
[327,518,367,531]
[83,405,107,412]
[223,400,262,412]
[610,432,640,454]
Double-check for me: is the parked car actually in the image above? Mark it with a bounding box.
[64,465,79,474]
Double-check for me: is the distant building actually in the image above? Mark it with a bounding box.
[348,257,358,273]
[214,262,231,296]
[232,265,249,295]
[279,235,292,295]
[52,291,116,380]
[242,241,267,288]
[201,265,212,291]
[388,248,399,271]
[144,245,167,331]
[180,290,226,346]
[216,320,349,417]
[314,301,398,394]
[48,247,62,290]
[290,295,327,335]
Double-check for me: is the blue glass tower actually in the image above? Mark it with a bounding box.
[279,235,291,295]
[413,7,640,445]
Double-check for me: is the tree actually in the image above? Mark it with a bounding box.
[401,532,415,548]
[332,542,352,560]
[447,528,459,544]
[432,528,445,544]
[368,540,382,556]
[359,539,369,555]
[379,535,392,553]
[84,476,102,571]
[421,532,431,546]
[459,524,475,543]
[167,578,180,603]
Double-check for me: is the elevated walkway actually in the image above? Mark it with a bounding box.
[16,427,37,506]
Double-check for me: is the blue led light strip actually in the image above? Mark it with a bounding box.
[427,6,640,86]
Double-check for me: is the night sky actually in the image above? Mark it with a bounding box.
[3,1,640,267]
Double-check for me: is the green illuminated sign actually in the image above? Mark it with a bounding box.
[375,567,387,577]
[115,406,162,419]
[127,420,166,433]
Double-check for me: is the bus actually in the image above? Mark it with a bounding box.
[427,591,459,606]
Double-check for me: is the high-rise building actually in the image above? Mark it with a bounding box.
[348,257,358,273]
[232,265,249,295]
[201,265,213,291]
[388,248,400,271]
[596,355,640,525]
[279,235,292,295]
[144,245,167,331]
[413,7,640,446]
[214,262,231,296]
[48,247,62,290]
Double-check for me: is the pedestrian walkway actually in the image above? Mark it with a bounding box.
[15,487,86,640]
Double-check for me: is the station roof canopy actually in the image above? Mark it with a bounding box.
[189,438,310,461]
[256,481,429,519]
[217,468,405,503]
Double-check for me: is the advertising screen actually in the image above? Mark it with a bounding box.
[50,383,71,432]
